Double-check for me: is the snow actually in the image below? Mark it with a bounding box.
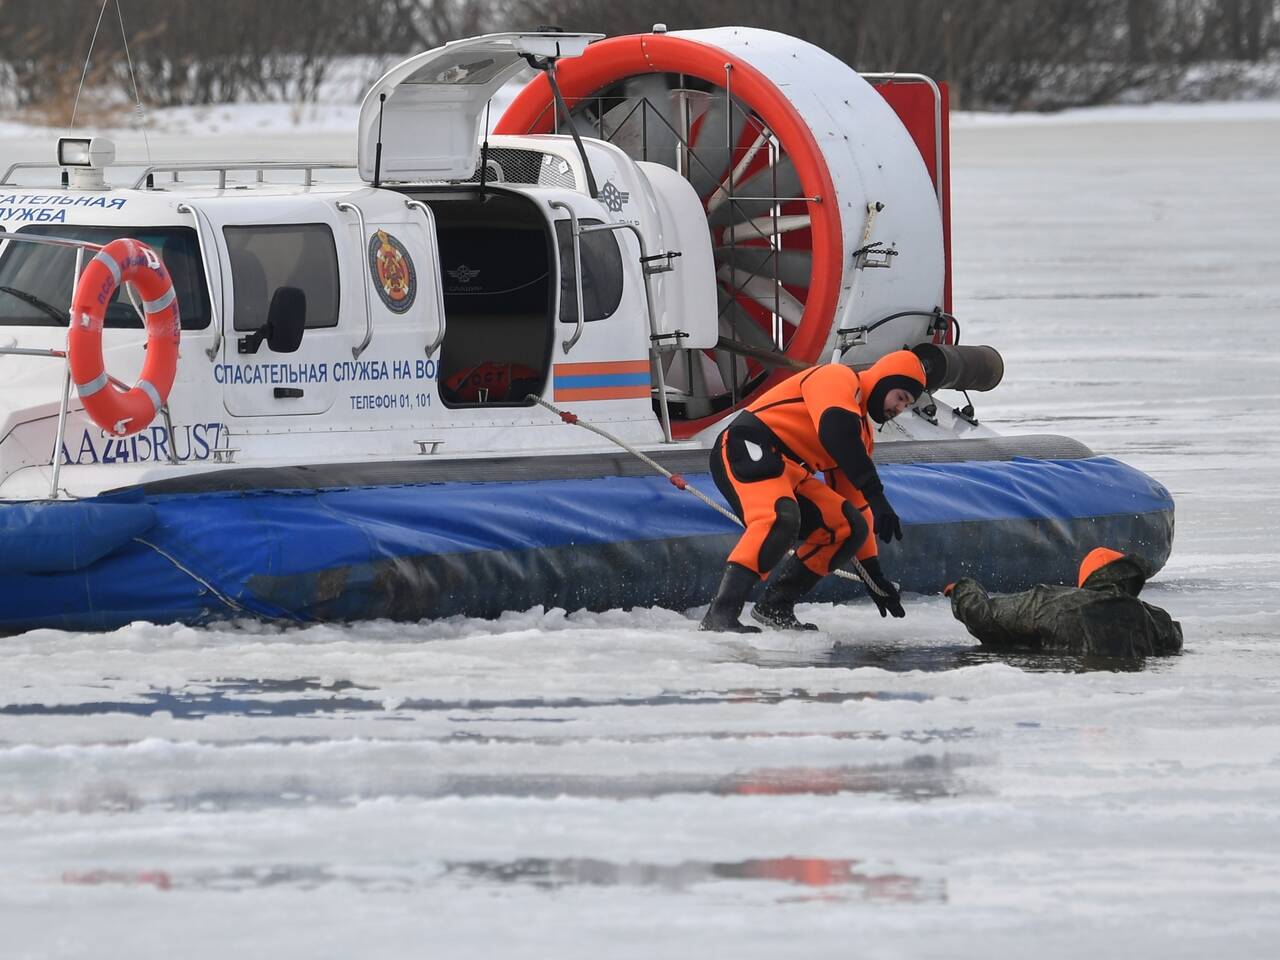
[953,98,1280,126]
[6,92,1280,145]
[2,102,1280,958]
[0,75,528,146]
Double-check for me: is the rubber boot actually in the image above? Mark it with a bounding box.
[752,555,822,631]
[699,562,762,633]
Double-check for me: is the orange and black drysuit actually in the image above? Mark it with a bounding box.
[701,351,927,632]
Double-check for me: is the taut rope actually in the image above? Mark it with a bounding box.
[526,395,891,597]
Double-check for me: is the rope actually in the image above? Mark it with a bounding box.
[526,395,891,597]
[527,396,738,524]
[132,537,249,615]
[133,537,306,625]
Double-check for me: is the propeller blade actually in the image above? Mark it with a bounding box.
[597,74,680,164]
[685,90,748,200]
[662,348,691,393]
[706,156,802,228]
[714,342,749,389]
[693,348,728,397]
[663,346,729,400]
[722,213,812,245]
[715,297,766,392]
[717,265,806,327]
[671,88,714,128]
[705,127,773,215]
[715,335,808,373]
[716,290,777,351]
[714,245,813,289]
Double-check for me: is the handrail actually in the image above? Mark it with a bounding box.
[175,202,223,360]
[0,228,104,252]
[860,72,945,216]
[0,161,65,186]
[548,201,585,354]
[47,246,81,498]
[578,220,675,443]
[403,199,447,358]
[133,160,355,191]
[336,200,374,359]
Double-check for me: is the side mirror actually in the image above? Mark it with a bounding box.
[266,286,306,353]
[238,286,306,354]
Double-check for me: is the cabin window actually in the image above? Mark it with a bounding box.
[555,218,624,324]
[0,225,211,329]
[222,223,339,332]
[423,192,554,408]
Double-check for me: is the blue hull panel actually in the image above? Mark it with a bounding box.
[0,456,1174,634]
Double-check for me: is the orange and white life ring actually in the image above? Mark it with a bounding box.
[68,237,180,437]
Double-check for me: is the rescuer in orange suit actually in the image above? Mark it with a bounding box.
[700,350,928,633]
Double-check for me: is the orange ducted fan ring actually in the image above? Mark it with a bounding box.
[497,33,842,439]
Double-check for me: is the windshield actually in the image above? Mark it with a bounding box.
[0,224,211,329]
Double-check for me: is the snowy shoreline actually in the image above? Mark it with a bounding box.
[4,96,1280,145]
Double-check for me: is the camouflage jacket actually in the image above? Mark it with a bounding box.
[948,555,1182,657]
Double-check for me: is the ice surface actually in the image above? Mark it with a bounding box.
[2,105,1280,958]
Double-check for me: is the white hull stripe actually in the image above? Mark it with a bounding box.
[143,287,176,313]
[137,378,162,412]
[92,250,121,284]
[76,371,110,398]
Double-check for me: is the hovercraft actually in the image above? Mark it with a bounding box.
[0,28,1173,633]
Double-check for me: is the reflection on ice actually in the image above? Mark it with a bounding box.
[15,755,972,812]
[741,639,1165,674]
[0,679,933,719]
[62,857,947,903]
[444,856,947,902]
[63,868,173,890]
[722,756,966,801]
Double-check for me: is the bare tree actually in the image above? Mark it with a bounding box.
[2,0,1278,115]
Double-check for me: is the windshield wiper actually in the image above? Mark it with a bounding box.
[0,285,70,325]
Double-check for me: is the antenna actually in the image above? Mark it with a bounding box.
[373,93,386,188]
[478,100,492,201]
[114,0,152,165]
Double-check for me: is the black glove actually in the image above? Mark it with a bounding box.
[867,492,902,543]
[858,557,905,618]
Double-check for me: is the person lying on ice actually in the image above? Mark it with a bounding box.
[944,547,1183,657]
[700,350,927,633]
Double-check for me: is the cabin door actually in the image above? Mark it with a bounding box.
[206,197,353,417]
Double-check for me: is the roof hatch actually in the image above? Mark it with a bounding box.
[357,32,602,184]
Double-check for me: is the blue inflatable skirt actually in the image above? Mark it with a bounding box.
[0,455,1173,633]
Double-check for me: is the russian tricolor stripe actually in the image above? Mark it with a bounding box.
[553,360,652,401]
